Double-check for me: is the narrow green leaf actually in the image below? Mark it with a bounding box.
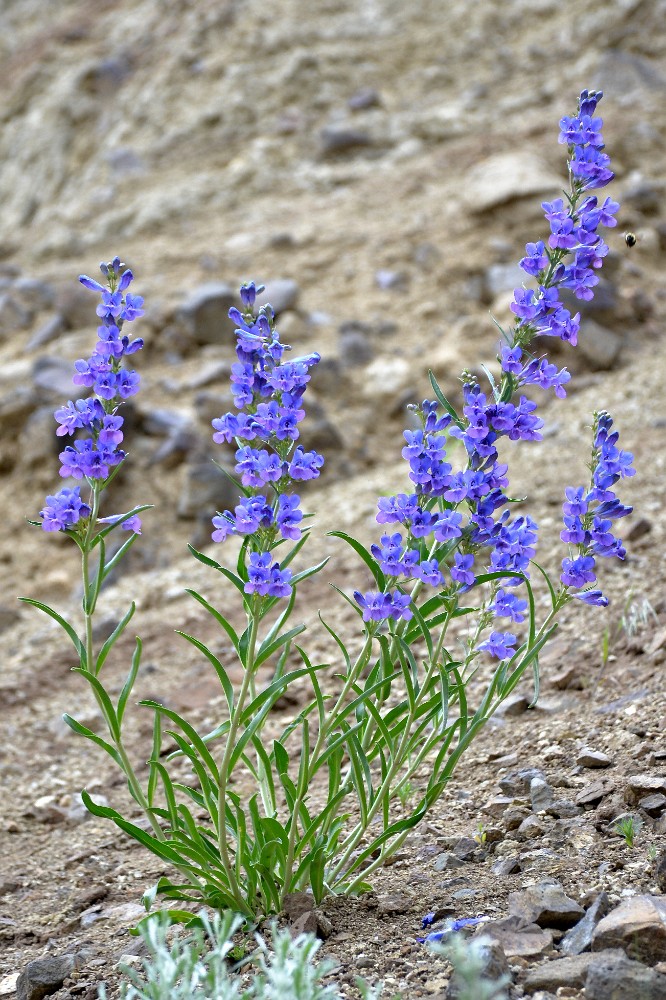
[327,531,386,590]
[140,702,220,783]
[428,371,464,428]
[255,624,307,669]
[117,637,142,727]
[147,710,162,807]
[95,603,136,675]
[72,668,120,741]
[80,791,193,867]
[183,590,240,654]
[19,599,84,664]
[176,632,235,714]
[101,532,139,582]
[90,504,154,545]
[62,714,123,767]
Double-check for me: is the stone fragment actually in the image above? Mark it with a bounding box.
[482,263,525,302]
[508,883,584,929]
[483,915,552,958]
[577,748,612,769]
[592,896,666,965]
[517,815,545,839]
[177,460,239,520]
[530,777,554,812]
[17,953,82,1000]
[640,794,666,817]
[503,805,530,830]
[13,277,54,311]
[625,775,666,805]
[0,293,32,339]
[282,891,314,921]
[575,777,615,806]
[376,892,413,916]
[178,283,237,346]
[348,86,381,110]
[497,693,530,716]
[585,951,666,1000]
[560,892,610,956]
[338,328,373,366]
[375,269,409,291]
[319,127,372,156]
[434,853,466,872]
[27,315,66,351]
[491,856,521,877]
[254,279,300,315]
[0,973,19,997]
[625,516,653,543]
[485,795,514,817]
[362,357,413,403]
[499,768,545,797]
[31,357,77,398]
[578,320,623,370]
[549,663,585,690]
[546,800,582,819]
[290,909,332,939]
[452,837,478,861]
[523,950,625,992]
[463,152,561,212]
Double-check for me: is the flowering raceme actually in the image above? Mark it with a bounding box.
[39,256,145,535]
[210,283,323,598]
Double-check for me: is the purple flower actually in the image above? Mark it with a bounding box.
[40,487,91,532]
[451,552,475,590]
[490,589,528,623]
[413,558,445,587]
[244,552,293,598]
[288,446,324,481]
[477,630,517,660]
[376,493,420,526]
[561,555,596,588]
[572,589,609,606]
[276,494,303,540]
[98,514,142,534]
[353,590,413,623]
[432,509,463,543]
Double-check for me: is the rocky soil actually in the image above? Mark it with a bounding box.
[1,0,666,997]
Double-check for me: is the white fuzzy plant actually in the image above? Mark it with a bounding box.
[101,912,510,1000]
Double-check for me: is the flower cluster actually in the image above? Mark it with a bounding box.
[211,283,323,598]
[353,90,627,649]
[559,411,634,603]
[502,88,617,390]
[39,257,144,533]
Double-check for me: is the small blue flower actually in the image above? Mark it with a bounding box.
[477,631,517,660]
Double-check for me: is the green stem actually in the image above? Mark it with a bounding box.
[216,610,261,915]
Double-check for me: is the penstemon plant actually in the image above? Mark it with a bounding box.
[24,90,635,922]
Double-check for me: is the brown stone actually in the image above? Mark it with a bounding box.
[592,896,666,965]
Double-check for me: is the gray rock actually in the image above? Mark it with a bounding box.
[640,794,666,817]
[497,693,530,716]
[319,127,372,156]
[577,748,612,769]
[27,315,66,351]
[508,883,585,929]
[339,328,374,366]
[348,87,381,110]
[17,953,81,1000]
[491,856,521,877]
[625,775,666,804]
[546,799,583,819]
[575,777,615,806]
[578,320,623,370]
[592,896,666,965]
[177,460,240,520]
[13,278,54,312]
[178,283,237,346]
[561,892,610,956]
[483,915,552,958]
[596,49,666,98]
[434,853,466,872]
[655,852,666,893]
[55,283,97,330]
[482,263,525,303]
[452,837,478,861]
[463,152,561,213]
[31,357,76,398]
[376,892,412,916]
[523,949,625,992]
[517,815,545,839]
[254,279,300,316]
[530,777,554,813]
[586,952,666,1000]
[499,768,546,797]
[19,406,61,467]
[0,293,32,339]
